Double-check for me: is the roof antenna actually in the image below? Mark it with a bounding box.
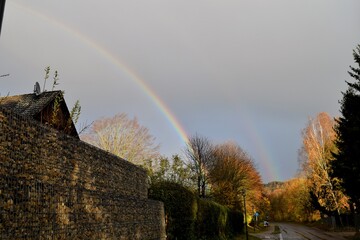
[34,82,41,96]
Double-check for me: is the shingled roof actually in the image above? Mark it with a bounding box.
[0,90,79,138]
[0,91,62,117]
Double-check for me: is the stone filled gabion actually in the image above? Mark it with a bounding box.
[0,107,166,240]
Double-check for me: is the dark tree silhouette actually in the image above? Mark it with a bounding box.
[332,44,360,214]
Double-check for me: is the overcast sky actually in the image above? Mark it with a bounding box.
[1,0,359,183]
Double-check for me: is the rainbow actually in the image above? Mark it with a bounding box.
[9,2,283,182]
[240,112,280,182]
[11,1,189,145]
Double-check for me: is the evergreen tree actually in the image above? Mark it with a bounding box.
[332,44,360,213]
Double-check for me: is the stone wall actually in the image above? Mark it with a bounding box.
[0,107,166,239]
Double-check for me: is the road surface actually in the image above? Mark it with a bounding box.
[252,222,354,240]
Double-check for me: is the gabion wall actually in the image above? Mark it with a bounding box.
[0,108,166,239]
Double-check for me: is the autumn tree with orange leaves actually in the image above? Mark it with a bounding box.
[266,178,318,222]
[208,142,264,214]
[299,112,348,219]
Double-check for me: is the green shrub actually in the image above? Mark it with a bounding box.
[196,199,243,240]
[149,181,198,240]
[149,181,244,240]
[196,199,227,239]
[227,209,243,235]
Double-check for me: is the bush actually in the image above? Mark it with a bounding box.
[196,199,243,240]
[149,181,244,240]
[149,181,198,240]
[227,209,244,235]
[196,199,228,239]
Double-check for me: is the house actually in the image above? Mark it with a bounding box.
[0,90,79,138]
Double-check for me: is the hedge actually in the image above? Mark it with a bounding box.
[196,199,243,240]
[149,181,243,240]
[149,181,198,240]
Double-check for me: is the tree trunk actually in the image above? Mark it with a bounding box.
[197,176,201,197]
[201,180,206,198]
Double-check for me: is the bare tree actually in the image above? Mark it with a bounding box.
[81,113,160,166]
[184,134,213,198]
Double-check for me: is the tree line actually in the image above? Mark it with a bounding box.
[82,125,265,217]
[267,45,360,229]
[81,117,265,238]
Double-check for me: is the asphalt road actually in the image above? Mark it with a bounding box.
[251,222,354,240]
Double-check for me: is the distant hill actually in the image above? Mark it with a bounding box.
[264,181,284,191]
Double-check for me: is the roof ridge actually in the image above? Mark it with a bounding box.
[0,90,65,117]
[0,90,63,98]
